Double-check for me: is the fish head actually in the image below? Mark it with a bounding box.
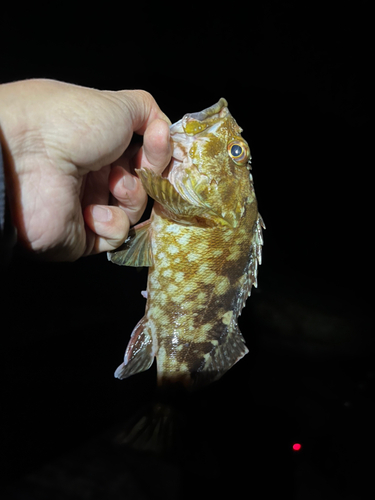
[169,98,251,172]
[167,98,254,227]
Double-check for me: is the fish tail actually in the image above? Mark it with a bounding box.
[113,398,182,454]
[114,316,155,379]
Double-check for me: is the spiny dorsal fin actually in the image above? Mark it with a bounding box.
[107,219,153,267]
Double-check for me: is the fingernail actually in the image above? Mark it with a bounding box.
[92,205,112,222]
[123,173,136,190]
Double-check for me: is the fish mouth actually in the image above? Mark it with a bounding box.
[167,97,229,175]
[169,98,229,137]
[165,98,230,175]
[188,97,228,122]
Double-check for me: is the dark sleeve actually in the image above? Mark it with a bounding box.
[0,139,5,234]
[0,140,16,266]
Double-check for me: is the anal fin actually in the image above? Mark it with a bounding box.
[115,316,154,379]
[193,325,248,388]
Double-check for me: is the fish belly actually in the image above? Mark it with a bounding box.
[145,213,252,389]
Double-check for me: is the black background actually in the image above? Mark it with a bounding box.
[1,2,372,498]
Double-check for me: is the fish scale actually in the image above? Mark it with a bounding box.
[148,211,253,386]
[108,98,264,390]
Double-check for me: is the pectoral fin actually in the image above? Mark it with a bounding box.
[136,168,207,219]
[107,219,153,267]
[171,166,248,227]
[136,167,236,227]
[115,317,154,379]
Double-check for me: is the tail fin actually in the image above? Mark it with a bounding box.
[115,317,155,379]
[114,401,180,454]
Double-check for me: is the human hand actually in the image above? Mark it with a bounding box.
[0,79,171,260]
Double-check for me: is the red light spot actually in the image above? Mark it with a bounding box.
[292,443,302,451]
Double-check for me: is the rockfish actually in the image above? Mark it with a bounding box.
[108,98,264,390]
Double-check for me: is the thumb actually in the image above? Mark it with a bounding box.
[111,89,171,135]
[110,90,172,175]
[135,118,172,175]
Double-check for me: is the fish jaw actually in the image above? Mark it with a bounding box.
[167,98,232,174]
[169,98,229,136]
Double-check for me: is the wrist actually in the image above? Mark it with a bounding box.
[0,81,32,173]
[0,83,17,222]
[0,81,34,250]
[0,135,5,233]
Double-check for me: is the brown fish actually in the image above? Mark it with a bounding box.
[108,98,264,390]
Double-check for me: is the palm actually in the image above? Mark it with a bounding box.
[0,79,171,260]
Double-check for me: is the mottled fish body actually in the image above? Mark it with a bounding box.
[108,98,264,389]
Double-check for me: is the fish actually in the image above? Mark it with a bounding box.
[108,98,264,390]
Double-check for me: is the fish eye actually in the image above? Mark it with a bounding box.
[231,144,243,157]
[227,140,250,165]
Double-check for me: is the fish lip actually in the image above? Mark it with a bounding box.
[188,97,228,122]
[169,98,229,136]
